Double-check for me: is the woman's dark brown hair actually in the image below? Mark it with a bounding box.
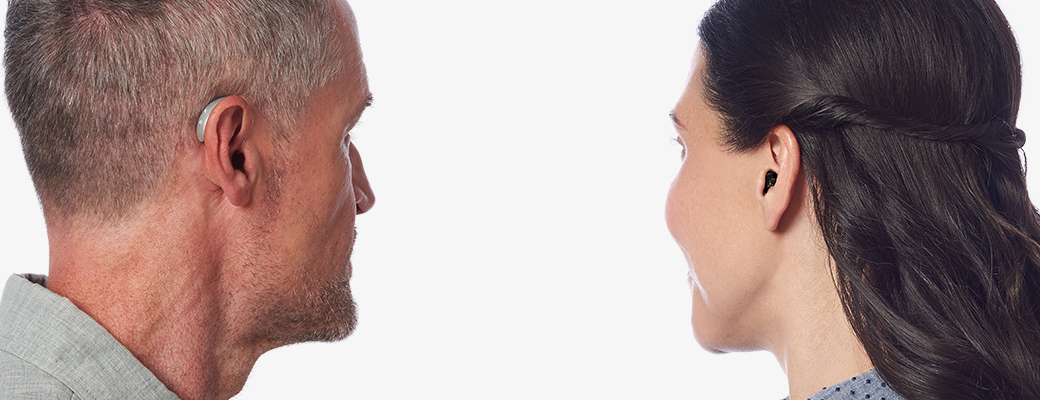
[698,0,1040,398]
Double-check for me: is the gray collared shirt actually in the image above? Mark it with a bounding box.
[0,274,180,399]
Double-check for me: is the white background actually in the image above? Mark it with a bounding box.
[0,1,1036,399]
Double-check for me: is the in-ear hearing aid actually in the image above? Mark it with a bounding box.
[196,97,228,142]
[763,170,778,195]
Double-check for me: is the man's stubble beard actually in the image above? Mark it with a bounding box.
[246,163,359,346]
[249,227,359,346]
[257,272,358,344]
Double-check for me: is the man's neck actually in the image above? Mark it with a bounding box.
[44,210,264,400]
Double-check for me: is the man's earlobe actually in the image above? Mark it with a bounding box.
[200,96,259,207]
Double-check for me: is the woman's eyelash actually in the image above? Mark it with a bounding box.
[670,137,687,159]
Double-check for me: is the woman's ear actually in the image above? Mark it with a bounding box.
[760,124,802,231]
[199,96,260,207]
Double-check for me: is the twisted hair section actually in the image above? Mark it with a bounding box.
[699,0,1040,398]
[785,95,1026,150]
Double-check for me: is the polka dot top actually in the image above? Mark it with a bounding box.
[782,370,906,400]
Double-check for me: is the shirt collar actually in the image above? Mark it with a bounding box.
[0,274,180,400]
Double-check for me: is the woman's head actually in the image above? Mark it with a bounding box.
[666,51,778,352]
[667,48,832,355]
[672,0,1040,398]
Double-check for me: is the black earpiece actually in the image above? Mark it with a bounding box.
[763,171,778,195]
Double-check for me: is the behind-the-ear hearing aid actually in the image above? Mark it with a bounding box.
[763,171,778,195]
[196,97,228,142]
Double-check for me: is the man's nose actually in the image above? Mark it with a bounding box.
[349,143,375,214]
[354,182,374,214]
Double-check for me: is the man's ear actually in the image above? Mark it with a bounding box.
[199,96,259,207]
[760,124,802,231]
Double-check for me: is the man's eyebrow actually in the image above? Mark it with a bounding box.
[364,93,373,109]
[670,109,685,129]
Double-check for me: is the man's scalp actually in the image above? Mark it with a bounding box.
[5,0,342,220]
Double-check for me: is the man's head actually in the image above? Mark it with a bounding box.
[5,0,343,219]
[5,0,374,347]
[206,0,375,343]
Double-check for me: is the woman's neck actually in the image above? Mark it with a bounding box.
[767,262,874,400]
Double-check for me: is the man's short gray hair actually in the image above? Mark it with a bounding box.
[5,0,343,219]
